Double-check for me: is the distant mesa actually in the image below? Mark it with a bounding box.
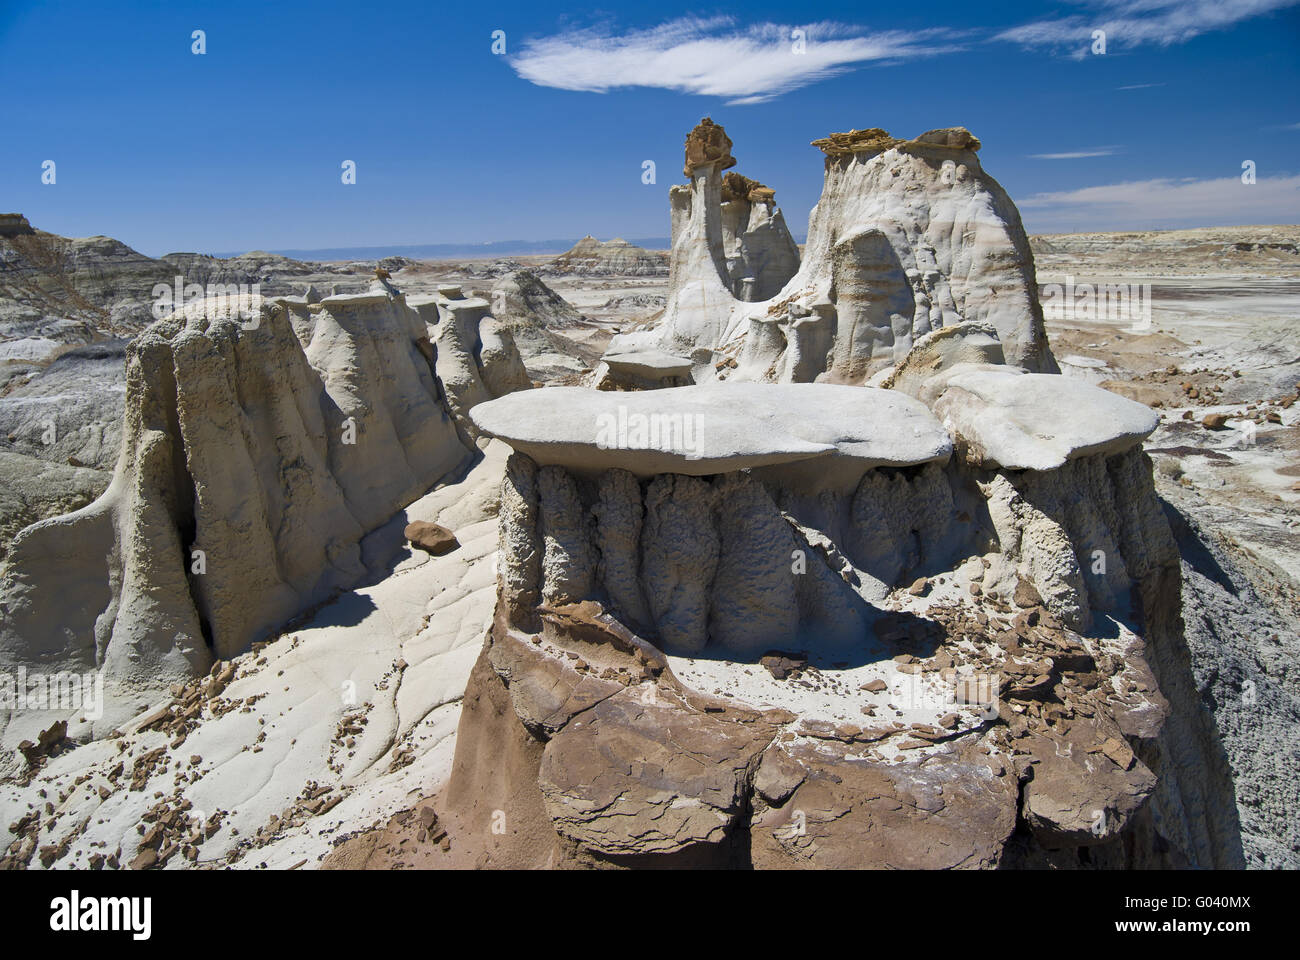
[546,236,668,277]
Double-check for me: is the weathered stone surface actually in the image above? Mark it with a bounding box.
[470,382,951,477]
[0,293,472,730]
[0,451,107,560]
[488,627,622,738]
[810,127,900,157]
[538,688,777,856]
[498,452,542,623]
[708,472,798,656]
[592,469,652,633]
[602,349,694,381]
[721,172,774,204]
[536,465,594,606]
[640,474,718,654]
[935,361,1159,470]
[1020,726,1158,847]
[882,321,1005,399]
[683,117,736,177]
[752,745,806,804]
[750,742,1019,869]
[0,340,128,471]
[934,365,1160,471]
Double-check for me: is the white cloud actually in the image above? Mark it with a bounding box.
[508,17,961,104]
[997,0,1300,55]
[1116,82,1166,90]
[1030,147,1119,159]
[1020,173,1300,230]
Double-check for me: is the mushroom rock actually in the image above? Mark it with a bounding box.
[409,284,533,445]
[931,365,1161,471]
[468,382,953,480]
[637,118,801,354]
[593,349,695,391]
[452,369,1240,868]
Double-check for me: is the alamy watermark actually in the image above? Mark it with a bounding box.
[50,890,150,940]
[152,276,261,327]
[886,669,1001,722]
[0,667,104,720]
[594,405,704,459]
[1040,276,1152,330]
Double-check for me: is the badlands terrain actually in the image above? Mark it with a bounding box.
[0,121,1296,871]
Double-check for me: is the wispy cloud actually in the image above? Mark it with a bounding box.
[507,17,961,104]
[1030,147,1119,159]
[1021,173,1300,229]
[997,0,1300,57]
[506,6,1292,104]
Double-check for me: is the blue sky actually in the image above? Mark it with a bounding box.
[2,0,1298,256]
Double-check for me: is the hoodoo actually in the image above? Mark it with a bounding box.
[0,284,531,735]
[439,119,1242,870]
[609,119,1057,384]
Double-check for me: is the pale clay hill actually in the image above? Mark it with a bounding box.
[0,120,1297,870]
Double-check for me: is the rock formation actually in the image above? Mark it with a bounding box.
[448,372,1242,868]
[646,118,802,353]
[0,282,532,734]
[487,270,584,346]
[0,215,35,238]
[716,172,801,302]
[591,349,695,391]
[0,229,173,348]
[610,120,1057,386]
[438,120,1240,869]
[409,284,532,444]
[0,219,401,365]
[0,129,1275,873]
[546,237,668,277]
